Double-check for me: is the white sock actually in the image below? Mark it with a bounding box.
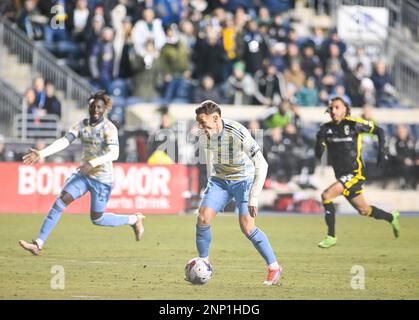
[128,215,138,225]
[35,239,44,249]
[268,261,280,269]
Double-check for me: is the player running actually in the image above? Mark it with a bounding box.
[194,100,282,286]
[315,96,400,248]
[19,91,145,256]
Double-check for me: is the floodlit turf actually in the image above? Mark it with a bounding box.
[1,213,418,300]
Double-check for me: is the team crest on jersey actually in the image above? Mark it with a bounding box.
[344,125,350,136]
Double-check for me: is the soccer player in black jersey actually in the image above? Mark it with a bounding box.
[315,96,400,248]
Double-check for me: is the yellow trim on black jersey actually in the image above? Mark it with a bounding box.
[369,121,375,134]
[354,134,365,179]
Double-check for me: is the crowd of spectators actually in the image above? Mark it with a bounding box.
[2,0,402,109]
[0,0,417,191]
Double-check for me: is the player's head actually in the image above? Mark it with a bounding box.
[327,96,350,123]
[88,90,112,123]
[195,100,222,136]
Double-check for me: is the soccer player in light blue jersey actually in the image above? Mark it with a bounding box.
[194,100,282,286]
[19,91,145,256]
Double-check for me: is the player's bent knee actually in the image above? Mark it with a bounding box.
[358,209,370,216]
[321,191,330,202]
[197,214,211,227]
[60,191,74,206]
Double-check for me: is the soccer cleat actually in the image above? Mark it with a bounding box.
[391,210,400,238]
[263,265,283,286]
[318,235,337,248]
[132,213,145,241]
[19,240,41,256]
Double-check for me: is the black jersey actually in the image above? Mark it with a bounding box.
[315,117,382,179]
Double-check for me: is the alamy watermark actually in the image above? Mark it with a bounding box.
[50,265,65,290]
[350,265,365,290]
[50,5,66,30]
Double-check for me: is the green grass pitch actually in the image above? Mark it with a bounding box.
[1,213,418,300]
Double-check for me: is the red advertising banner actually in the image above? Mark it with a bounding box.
[0,163,198,214]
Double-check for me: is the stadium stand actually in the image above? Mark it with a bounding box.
[1,0,419,212]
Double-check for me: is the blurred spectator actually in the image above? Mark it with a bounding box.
[263,127,286,182]
[33,77,46,109]
[44,81,62,118]
[159,24,192,104]
[84,10,106,58]
[263,0,295,14]
[263,125,301,183]
[68,0,91,43]
[343,63,365,108]
[371,60,400,108]
[388,124,417,189]
[319,27,347,66]
[17,0,47,41]
[192,26,228,85]
[153,0,183,27]
[148,109,178,161]
[130,39,161,102]
[284,42,300,68]
[257,6,271,26]
[132,8,166,55]
[282,123,309,183]
[284,60,306,91]
[237,19,269,74]
[345,46,373,77]
[269,42,287,73]
[330,85,352,106]
[116,17,136,79]
[321,61,344,94]
[193,75,223,104]
[254,60,287,106]
[295,77,319,106]
[268,12,289,44]
[26,88,45,118]
[0,134,15,162]
[324,43,348,75]
[0,0,18,22]
[264,99,293,129]
[360,77,376,106]
[89,27,117,92]
[226,61,256,105]
[307,26,325,55]
[300,45,321,78]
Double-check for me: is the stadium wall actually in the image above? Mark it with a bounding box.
[0,163,199,214]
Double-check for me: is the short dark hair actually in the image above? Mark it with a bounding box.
[327,96,351,116]
[195,100,221,116]
[88,90,112,111]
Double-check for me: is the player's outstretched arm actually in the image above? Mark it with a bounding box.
[22,137,71,164]
[248,151,269,218]
[315,126,327,160]
[373,125,388,166]
[22,148,41,164]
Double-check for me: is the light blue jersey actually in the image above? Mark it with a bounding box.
[199,119,261,215]
[67,118,119,185]
[199,118,260,181]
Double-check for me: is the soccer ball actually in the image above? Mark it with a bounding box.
[184,257,213,285]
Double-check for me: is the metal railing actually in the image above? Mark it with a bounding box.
[0,78,23,137]
[14,113,61,142]
[0,15,91,107]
